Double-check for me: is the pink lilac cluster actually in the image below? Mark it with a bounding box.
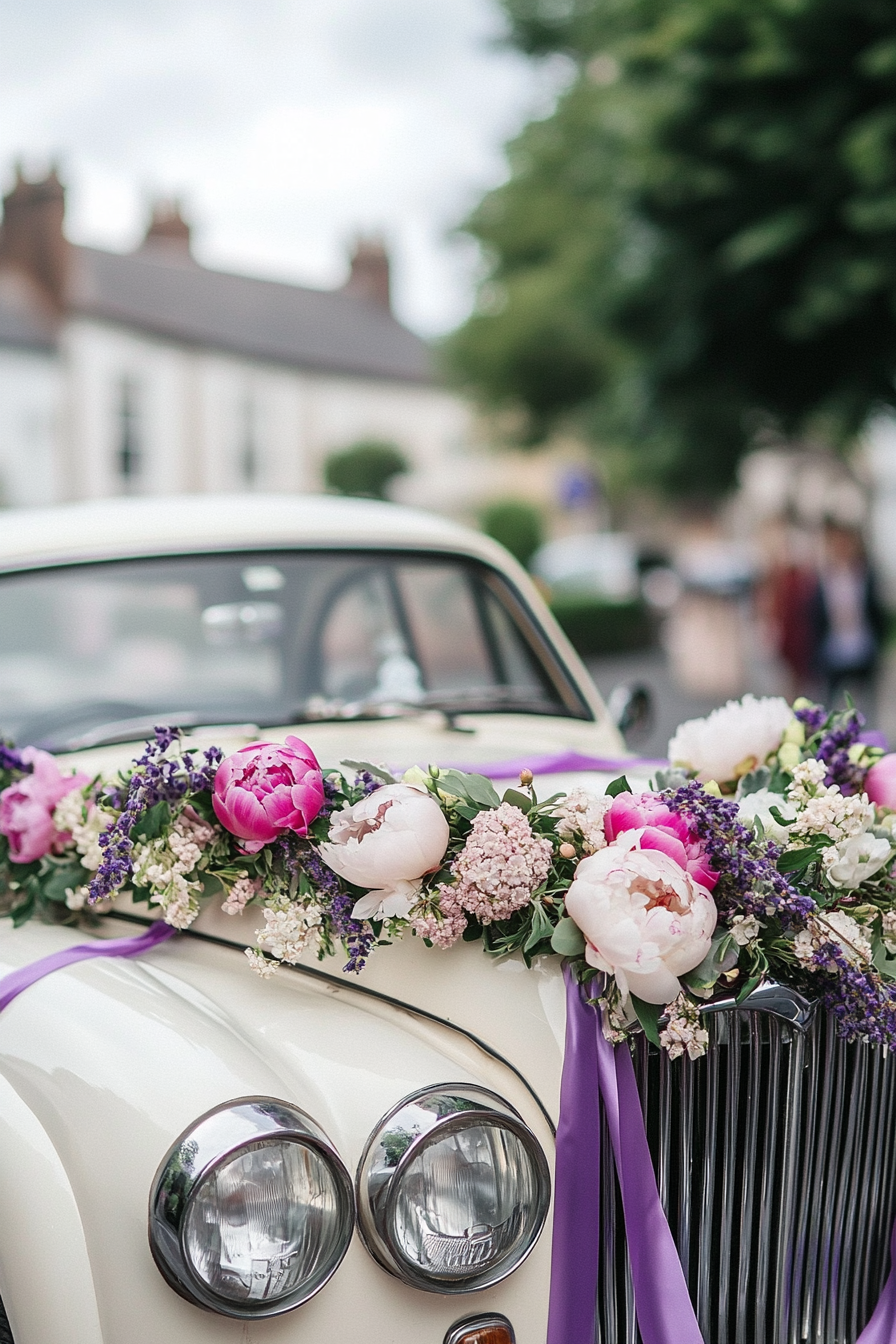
[440,802,553,925]
[411,899,469,949]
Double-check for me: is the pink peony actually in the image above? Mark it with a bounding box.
[212,736,324,852]
[0,748,90,864]
[565,834,717,1004]
[865,754,896,811]
[604,791,718,891]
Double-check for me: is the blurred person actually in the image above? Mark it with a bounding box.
[758,517,817,698]
[810,520,885,712]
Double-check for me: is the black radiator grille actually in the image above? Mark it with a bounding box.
[595,1008,896,1344]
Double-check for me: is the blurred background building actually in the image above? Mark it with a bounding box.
[0,167,472,508]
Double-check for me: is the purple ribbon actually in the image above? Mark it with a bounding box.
[440,751,667,781]
[548,970,896,1343]
[0,920,177,1013]
[548,970,703,1343]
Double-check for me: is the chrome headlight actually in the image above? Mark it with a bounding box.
[356,1084,550,1293]
[149,1097,355,1318]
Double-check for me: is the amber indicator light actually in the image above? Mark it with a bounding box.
[443,1315,515,1344]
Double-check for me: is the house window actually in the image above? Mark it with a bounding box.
[116,376,141,490]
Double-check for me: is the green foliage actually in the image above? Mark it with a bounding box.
[324,440,409,500]
[448,0,896,492]
[479,498,545,567]
[550,593,654,654]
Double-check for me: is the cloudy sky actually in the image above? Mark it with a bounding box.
[0,0,567,335]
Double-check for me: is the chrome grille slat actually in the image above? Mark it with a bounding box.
[593,1006,896,1344]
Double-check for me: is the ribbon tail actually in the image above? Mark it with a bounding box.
[594,1003,705,1344]
[546,967,603,1344]
[857,1215,896,1342]
[0,920,177,1013]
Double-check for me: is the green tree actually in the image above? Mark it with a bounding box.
[324,440,409,500]
[448,0,896,492]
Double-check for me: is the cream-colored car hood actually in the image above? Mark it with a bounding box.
[0,916,557,1344]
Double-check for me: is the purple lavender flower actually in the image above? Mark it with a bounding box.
[0,743,33,775]
[665,781,815,928]
[88,728,221,904]
[811,941,896,1049]
[303,846,374,973]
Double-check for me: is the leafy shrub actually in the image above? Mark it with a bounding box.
[324,440,409,500]
[550,594,655,656]
[480,498,544,568]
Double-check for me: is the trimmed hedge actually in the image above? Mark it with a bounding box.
[549,594,655,656]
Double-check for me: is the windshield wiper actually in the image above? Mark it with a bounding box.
[284,686,557,725]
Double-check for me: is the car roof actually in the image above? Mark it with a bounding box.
[0,494,512,571]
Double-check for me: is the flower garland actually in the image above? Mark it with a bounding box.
[4,695,896,1059]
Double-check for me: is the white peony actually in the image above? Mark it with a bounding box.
[823,833,892,889]
[319,783,450,921]
[737,788,796,845]
[668,695,793,783]
[564,834,717,1004]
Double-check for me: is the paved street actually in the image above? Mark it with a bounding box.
[587,644,896,760]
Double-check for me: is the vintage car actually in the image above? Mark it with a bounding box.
[0,493,629,1344]
[0,494,891,1344]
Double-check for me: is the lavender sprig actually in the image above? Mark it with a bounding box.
[666,781,816,928]
[88,728,221,904]
[303,846,375,973]
[811,940,896,1048]
[0,743,33,774]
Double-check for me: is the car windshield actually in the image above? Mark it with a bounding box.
[0,550,588,748]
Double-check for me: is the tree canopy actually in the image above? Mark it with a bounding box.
[447,0,896,492]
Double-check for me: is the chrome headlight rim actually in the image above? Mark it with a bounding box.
[149,1095,355,1319]
[356,1082,551,1294]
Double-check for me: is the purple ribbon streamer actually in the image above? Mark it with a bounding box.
[858,1219,896,1342]
[0,920,177,1013]
[548,971,703,1343]
[548,971,896,1342]
[437,751,667,781]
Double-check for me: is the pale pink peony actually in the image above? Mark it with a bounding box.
[319,783,450,920]
[444,801,553,923]
[604,791,718,890]
[0,748,90,864]
[565,834,717,1004]
[865,754,896,810]
[212,736,324,852]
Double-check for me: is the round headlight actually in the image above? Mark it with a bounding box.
[149,1097,355,1318]
[356,1084,550,1293]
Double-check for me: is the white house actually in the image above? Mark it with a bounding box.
[0,168,473,510]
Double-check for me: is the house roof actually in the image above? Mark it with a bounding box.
[67,244,434,385]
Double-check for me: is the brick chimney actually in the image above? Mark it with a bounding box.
[343,236,391,310]
[138,198,194,260]
[0,165,69,312]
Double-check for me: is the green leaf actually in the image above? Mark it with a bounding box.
[683,930,737,989]
[736,974,763,1005]
[550,916,586,956]
[524,903,555,952]
[629,993,662,1047]
[605,775,632,798]
[41,865,86,904]
[736,766,771,797]
[340,760,397,785]
[435,769,501,809]
[502,787,533,812]
[777,846,818,872]
[133,800,170,841]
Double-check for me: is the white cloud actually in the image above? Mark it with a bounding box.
[0,0,566,334]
